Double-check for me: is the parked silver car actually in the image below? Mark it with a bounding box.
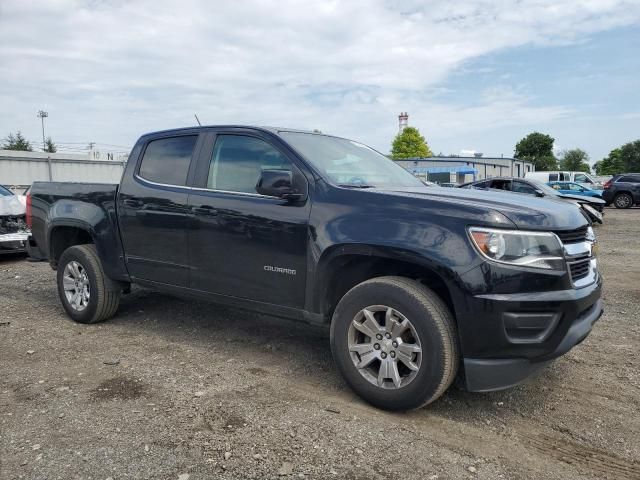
[0,184,30,254]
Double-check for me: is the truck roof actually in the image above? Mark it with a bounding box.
[140,125,320,138]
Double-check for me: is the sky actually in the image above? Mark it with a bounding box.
[1,0,639,163]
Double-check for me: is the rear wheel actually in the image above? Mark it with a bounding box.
[614,193,633,209]
[330,276,459,410]
[56,244,120,324]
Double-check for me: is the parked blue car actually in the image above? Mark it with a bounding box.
[547,181,603,199]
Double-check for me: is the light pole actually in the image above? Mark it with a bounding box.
[37,110,48,151]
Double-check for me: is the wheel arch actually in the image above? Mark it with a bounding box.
[311,244,458,323]
[614,190,633,198]
[48,222,96,267]
[613,190,634,207]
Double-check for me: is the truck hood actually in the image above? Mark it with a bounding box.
[555,192,606,205]
[0,195,26,216]
[373,185,589,231]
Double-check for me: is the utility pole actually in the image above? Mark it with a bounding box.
[37,110,48,151]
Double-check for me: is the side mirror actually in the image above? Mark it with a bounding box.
[256,170,303,201]
[534,189,545,197]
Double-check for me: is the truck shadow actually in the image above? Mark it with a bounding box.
[112,286,563,420]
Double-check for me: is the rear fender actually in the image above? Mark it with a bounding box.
[46,199,129,282]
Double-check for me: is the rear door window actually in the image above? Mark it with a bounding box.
[138,135,198,186]
[618,176,640,183]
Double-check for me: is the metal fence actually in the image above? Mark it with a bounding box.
[0,150,125,192]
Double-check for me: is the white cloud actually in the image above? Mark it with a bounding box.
[0,0,638,153]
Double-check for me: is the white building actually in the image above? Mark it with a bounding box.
[396,156,535,185]
[392,112,533,184]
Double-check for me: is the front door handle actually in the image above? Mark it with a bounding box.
[123,198,143,208]
[193,205,218,216]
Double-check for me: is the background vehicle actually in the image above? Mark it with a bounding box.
[547,181,603,199]
[602,174,640,208]
[27,126,602,410]
[0,184,30,254]
[459,177,605,224]
[525,171,601,189]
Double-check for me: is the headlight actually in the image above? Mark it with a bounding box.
[468,227,565,270]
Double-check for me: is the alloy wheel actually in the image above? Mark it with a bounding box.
[62,260,90,311]
[615,194,631,208]
[347,305,422,389]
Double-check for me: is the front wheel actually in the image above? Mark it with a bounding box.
[330,276,459,410]
[56,244,121,324]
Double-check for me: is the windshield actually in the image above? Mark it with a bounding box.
[527,179,561,196]
[280,132,424,189]
[0,185,13,196]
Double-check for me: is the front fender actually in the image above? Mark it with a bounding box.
[307,242,467,318]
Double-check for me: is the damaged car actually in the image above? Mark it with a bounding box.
[0,184,30,254]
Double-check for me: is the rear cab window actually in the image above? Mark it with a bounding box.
[138,135,198,186]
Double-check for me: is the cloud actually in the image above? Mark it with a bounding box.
[0,0,638,153]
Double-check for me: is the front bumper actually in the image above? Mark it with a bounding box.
[455,261,602,392]
[464,298,603,391]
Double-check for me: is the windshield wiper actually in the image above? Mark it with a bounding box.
[337,184,375,189]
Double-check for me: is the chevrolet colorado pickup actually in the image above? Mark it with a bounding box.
[28,126,603,410]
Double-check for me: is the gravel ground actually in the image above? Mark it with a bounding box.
[1,208,639,480]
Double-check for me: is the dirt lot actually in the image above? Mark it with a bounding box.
[1,209,639,480]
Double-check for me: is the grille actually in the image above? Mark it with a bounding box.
[554,226,588,244]
[568,258,591,281]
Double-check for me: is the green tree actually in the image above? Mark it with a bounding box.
[559,149,591,173]
[514,132,557,170]
[391,126,433,159]
[594,148,622,175]
[44,137,57,153]
[594,141,640,175]
[619,140,640,172]
[2,131,33,151]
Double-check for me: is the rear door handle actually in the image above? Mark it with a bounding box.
[193,205,218,215]
[123,199,143,208]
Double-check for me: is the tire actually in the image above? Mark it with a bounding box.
[614,193,633,209]
[56,244,121,324]
[330,276,459,411]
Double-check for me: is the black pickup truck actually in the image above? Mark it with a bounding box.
[28,126,603,410]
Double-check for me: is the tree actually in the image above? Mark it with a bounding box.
[514,132,557,170]
[559,149,591,173]
[594,140,640,175]
[391,126,433,159]
[44,137,57,153]
[619,140,640,172]
[594,148,622,175]
[2,131,33,151]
